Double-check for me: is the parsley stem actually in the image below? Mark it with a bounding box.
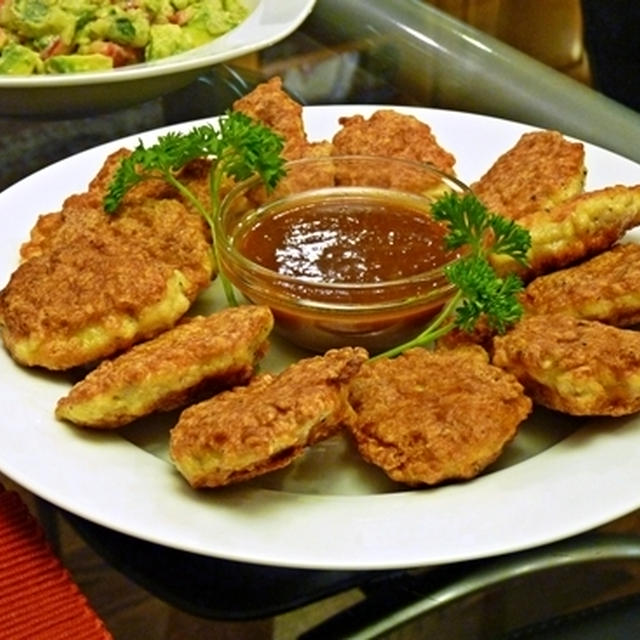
[371,192,530,360]
[210,161,238,307]
[372,289,462,360]
[164,168,238,306]
[164,173,211,224]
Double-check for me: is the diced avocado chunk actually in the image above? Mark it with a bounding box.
[182,0,246,43]
[78,6,150,47]
[44,52,112,72]
[5,0,78,46]
[146,23,187,60]
[142,0,174,22]
[0,42,43,73]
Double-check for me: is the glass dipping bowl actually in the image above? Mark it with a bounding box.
[215,155,470,354]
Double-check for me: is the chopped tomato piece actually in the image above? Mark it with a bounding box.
[85,41,142,67]
[40,37,71,60]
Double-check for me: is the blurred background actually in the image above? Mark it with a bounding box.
[423,0,591,84]
[423,0,638,111]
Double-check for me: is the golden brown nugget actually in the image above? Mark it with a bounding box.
[21,152,213,263]
[1,235,187,370]
[331,109,456,194]
[89,148,215,218]
[169,346,368,488]
[348,347,531,486]
[55,306,274,428]
[86,148,177,204]
[19,186,119,263]
[107,198,213,299]
[493,313,640,416]
[472,130,586,221]
[332,109,456,173]
[232,78,337,202]
[492,184,640,280]
[21,149,190,260]
[0,197,214,370]
[232,76,309,159]
[521,243,640,326]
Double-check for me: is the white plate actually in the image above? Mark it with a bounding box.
[2,105,640,570]
[0,0,316,117]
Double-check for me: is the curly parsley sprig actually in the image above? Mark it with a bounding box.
[103,111,286,304]
[376,192,531,359]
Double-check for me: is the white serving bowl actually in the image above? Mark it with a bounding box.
[0,0,316,117]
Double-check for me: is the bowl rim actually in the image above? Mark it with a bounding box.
[216,154,470,313]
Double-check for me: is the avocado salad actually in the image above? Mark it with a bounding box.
[0,0,248,74]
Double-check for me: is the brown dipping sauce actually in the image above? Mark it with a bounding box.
[228,190,461,352]
[237,196,457,293]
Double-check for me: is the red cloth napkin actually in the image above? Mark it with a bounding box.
[0,484,113,640]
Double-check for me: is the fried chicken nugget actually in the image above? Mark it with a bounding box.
[472,130,586,221]
[493,313,640,416]
[232,78,337,203]
[331,109,456,195]
[492,184,640,280]
[55,306,273,428]
[348,347,532,486]
[521,243,640,326]
[26,148,207,252]
[19,193,103,262]
[0,196,214,370]
[87,148,179,204]
[232,76,308,159]
[20,149,183,262]
[169,346,368,488]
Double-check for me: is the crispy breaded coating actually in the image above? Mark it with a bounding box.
[109,198,213,299]
[492,184,640,280]
[493,313,640,416]
[20,192,103,262]
[331,110,456,195]
[232,76,309,160]
[169,346,368,488]
[348,347,531,486]
[521,243,640,326]
[87,149,215,223]
[77,147,214,223]
[0,196,214,370]
[55,306,273,428]
[20,150,213,268]
[472,130,586,221]
[230,78,337,209]
[232,78,337,203]
[86,148,177,204]
[332,110,456,172]
[1,234,187,370]
[435,317,496,353]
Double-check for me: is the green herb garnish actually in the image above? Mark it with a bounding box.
[376,192,531,359]
[104,110,286,304]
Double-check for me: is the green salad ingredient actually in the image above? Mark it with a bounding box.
[0,0,248,74]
